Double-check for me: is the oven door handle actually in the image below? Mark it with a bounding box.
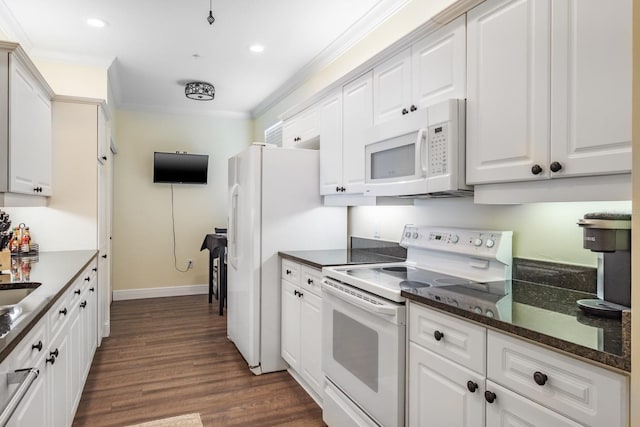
[322,280,398,316]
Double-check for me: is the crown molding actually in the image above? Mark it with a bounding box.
[117,101,251,120]
[0,0,33,51]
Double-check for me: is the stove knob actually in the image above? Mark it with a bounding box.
[474,238,483,247]
[485,309,495,318]
[473,306,483,314]
[412,232,419,239]
[405,231,411,238]
[450,234,459,244]
[486,239,495,248]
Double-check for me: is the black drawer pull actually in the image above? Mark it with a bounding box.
[50,349,59,358]
[80,301,87,309]
[84,276,91,282]
[467,381,478,393]
[307,278,313,285]
[59,308,68,316]
[484,390,496,403]
[74,290,81,295]
[533,371,548,386]
[286,269,292,275]
[90,287,95,292]
[32,341,43,352]
[434,330,444,341]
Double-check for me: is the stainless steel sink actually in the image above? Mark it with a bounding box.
[0,283,41,306]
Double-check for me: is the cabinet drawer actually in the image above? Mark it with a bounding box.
[281,260,300,285]
[49,292,71,337]
[300,266,322,296]
[487,331,629,427]
[409,302,486,374]
[12,320,47,368]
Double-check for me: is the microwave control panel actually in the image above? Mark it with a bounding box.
[428,123,449,176]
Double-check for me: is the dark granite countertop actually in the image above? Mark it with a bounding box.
[279,249,404,270]
[402,279,630,372]
[0,250,98,363]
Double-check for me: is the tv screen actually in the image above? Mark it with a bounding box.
[153,152,209,184]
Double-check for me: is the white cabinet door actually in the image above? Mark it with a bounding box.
[8,55,52,195]
[282,117,299,148]
[342,71,373,194]
[408,342,484,427]
[485,381,582,427]
[549,0,632,177]
[318,90,344,195]
[466,0,551,184]
[69,301,84,414]
[48,330,71,427]
[5,356,48,427]
[299,290,323,397]
[282,106,319,147]
[412,15,467,108]
[373,48,412,125]
[281,280,301,370]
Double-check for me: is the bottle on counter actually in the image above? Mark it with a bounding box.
[20,227,31,253]
[10,227,20,253]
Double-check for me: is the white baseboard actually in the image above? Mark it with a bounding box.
[112,284,208,301]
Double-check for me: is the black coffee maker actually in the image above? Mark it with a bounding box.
[576,213,631,318]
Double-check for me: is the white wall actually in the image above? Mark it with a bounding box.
[112,109,251,291]
[350,199,632,267]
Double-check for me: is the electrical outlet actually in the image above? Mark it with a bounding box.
[187,259,193,269]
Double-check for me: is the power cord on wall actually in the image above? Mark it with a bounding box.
[171,184,190,273]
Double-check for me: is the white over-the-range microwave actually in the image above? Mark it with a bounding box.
[364,99,471,197]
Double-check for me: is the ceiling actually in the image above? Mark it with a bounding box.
[0,0,408,117]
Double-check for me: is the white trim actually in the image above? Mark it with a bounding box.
[112,284,208,301]
[117,102,251,119]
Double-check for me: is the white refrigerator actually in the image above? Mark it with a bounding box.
[227,144,347,375]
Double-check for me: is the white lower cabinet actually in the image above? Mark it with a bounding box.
[281,259,324,401]
[407,301,629,427]
[2,258,98,426]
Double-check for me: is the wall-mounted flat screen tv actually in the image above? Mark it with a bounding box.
[153,152,209,184]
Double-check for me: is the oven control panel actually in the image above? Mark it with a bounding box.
[400,225,512,264]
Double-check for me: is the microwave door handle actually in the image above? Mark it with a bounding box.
[417,128,428,176]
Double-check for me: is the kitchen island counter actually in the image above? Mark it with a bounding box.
[0,250,98,363]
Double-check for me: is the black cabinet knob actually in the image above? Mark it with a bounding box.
[32,341,43,352]
[340,187,346,192]
[336,186,341,193]
[80,301,87,309]
[467,381,478,393]
[533,371,548,386]
[50,349,59,358]
[434,330,444,341]
[59,308,68,316]
[286,269,291,275]
[84,276,91,282]
[92,267,98,272]
[102,156,107,161]
[298,291,303,298]
[410,104,417,112]
[90,287,95,292]
[74,290,81,295]
[102,254,108,259]
[484,390,497,403]
[46,355,56,365]
[307,278,313,285]
[550,161,563,173]
[531,164,543,175]
[402,108,408,115]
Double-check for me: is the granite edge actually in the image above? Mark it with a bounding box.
[402,291,630,373]
[0,251,99,363]
[278,252,324,270]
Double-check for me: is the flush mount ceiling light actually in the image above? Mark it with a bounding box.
[207,0,215,25]
[185,81,215,101]
[249,44,265,53]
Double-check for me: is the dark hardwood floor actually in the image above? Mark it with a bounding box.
[72,295,325,426]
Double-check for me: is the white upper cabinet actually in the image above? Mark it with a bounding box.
[282,105,319,148]
[8,51,53,196]
[319,89,344,195]
[373,15,466,125]
[342,71,373,194]
[412,15,467,109]
[466,0,631,185]
[550,0,632,177]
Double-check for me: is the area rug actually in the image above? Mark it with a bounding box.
[125,413,203,427]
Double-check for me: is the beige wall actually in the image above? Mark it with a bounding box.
[33,59,109,101]
[349,200,631,267]
[112,109,251,291]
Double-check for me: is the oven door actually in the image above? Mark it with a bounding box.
[322,278,405,427]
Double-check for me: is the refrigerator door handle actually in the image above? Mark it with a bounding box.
[228,183,240,269]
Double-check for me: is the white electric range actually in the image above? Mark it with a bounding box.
[321,225,513,427]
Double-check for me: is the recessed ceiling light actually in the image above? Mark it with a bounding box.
[249,45,265,53]
[87,18,106,28]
